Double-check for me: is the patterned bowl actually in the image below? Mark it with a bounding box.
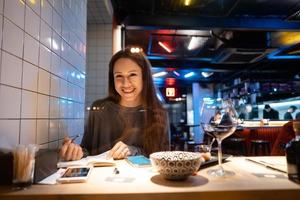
[150,151,201,180]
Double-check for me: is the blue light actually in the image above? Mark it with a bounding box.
[268,45,300,59]
[184,71,195,78]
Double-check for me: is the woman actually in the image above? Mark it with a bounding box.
[60,48,170,161]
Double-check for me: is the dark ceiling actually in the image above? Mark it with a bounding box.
[110,0,300,85]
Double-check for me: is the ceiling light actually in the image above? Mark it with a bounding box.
[188,37,208,50]
[158,41,172,53]
[173,71,180,77]
[184,0,191,6]
[184,72,195,78]
[201,72,214,78]
[153,71,168,77]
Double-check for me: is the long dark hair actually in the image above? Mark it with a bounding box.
[107,48,169,155]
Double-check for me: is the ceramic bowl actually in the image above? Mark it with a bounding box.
[150,151,201,180]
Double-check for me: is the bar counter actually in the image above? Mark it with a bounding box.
[1,156,299,200]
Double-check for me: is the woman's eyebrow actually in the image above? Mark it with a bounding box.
[114,70,139,74]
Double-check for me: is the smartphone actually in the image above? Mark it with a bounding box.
[57,166,92,183]
[126,155,151,167]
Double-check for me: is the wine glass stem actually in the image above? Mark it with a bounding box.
[217,139,224,173]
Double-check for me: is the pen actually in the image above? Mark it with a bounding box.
[39,134,82,145]
[71,134,81,143]
[113,167,120,174]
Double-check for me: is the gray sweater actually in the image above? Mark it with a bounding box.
[81,99,149,156]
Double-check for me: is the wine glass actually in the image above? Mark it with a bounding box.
[200,98,238,177]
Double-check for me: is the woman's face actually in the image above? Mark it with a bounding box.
[113,58,143,107]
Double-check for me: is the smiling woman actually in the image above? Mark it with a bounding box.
[59,48,170,161]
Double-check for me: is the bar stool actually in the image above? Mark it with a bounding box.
[226,137,247,156]
[250,140,271,156]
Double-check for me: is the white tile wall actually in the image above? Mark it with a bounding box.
[22,61,38,91]
[23,33,39,65]
[4,0,25,29]
[2,18,24,58]
[20,119,36,144]
[0,0,86,149]
[86,24,112,107]
[0,51,22,87]
[21,90,37,118]
[0,120,20,149]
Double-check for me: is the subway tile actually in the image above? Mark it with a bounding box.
[0,120,20,149]
[2,18,24,58]
[52,9,61,36]
[50,52,60,76]
[41,0,52,26]
[0,0,3,14]
[0,15,3,48]
[59,98,67,118]
[49,96,59,118]
[0,51,22,87]
[37,93,49,118]
[49,119,59,142]
[37,119,49,144]
[22,61,38,92]
[38,68,50,95]
[26,0,40,15]
[25,5,40,40]
[20,119,36,144]
[53,0,62,16]
[50,74,60,97]
[40,20,52,49]
[59,119,68,139]
[0,85,21,118]
[39,44,51,71]
[21,90,37,118]
[4,0,25,29]
[52,31,61,56]
[23,33,39,66]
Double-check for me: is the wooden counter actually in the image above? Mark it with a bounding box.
[1,156,299,200]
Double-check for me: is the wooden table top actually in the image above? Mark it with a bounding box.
[1,156,299,200]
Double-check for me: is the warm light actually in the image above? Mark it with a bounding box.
[130,47,142,53]
[166,87,176,97]
[279,32,300,45]
[153,71,167,77]
[184,0,191,6]
[28,0,36,5]
[158,41,172,53]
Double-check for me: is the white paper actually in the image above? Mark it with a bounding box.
[38,169,66,185]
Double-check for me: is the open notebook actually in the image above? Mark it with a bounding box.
[245,156,287,173]
[57,151,115,168]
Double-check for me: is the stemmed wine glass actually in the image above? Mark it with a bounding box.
[200,98,238,177]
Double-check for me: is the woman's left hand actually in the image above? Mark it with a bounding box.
[109,141,131,159]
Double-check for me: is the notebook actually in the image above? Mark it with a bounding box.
[57,151,115,168]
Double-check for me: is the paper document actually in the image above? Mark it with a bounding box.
[57,151,115,168]
[245,156,287,173]
[38,169,66,185]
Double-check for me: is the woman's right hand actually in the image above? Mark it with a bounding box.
[59,137,83,161]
